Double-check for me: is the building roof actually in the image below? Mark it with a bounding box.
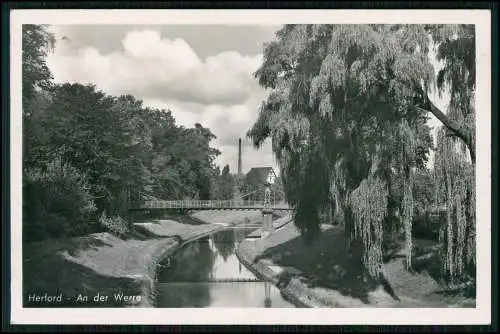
[245,167,276,184]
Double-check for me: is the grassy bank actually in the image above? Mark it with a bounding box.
[236,221,476,308]
[190,210,264,226]
[23,229,177,308]
[134,218,224,242]
[23,210,265,308]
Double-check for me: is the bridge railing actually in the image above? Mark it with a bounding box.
[136,199,290,210]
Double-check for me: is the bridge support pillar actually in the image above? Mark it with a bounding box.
[261,208,274,239]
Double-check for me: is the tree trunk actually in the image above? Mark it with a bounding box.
[417,98,475,164]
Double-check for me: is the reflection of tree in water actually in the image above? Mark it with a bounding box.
[156,237,217,307]
[236,227,258,242]
[159,237,217,282]
[212,229,236,262]
[158,282,213,308]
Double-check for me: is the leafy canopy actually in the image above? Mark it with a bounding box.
[249,24,434,238]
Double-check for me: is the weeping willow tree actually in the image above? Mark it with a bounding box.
[397,120,417,269]
[430,24,476,286]
[349,172,389,278]
[434,127,475,285]
[434,105,475,285]
[248,24,434,279]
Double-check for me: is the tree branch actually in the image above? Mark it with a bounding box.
[416,98,475,164]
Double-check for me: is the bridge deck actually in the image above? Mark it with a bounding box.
[130,200,293,211]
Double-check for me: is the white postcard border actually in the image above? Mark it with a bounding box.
[10,9,492,325]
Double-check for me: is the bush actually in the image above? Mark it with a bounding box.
[98,212,130,237]
[23,158,97,242]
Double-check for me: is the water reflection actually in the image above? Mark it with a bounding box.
[264,281,272,308]
[156,228,294,308]
[212,229,236,262]
[157,237,217,282]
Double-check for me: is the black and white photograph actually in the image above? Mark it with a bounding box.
[9,9,492,325]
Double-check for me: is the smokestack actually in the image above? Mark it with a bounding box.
[238,138,242,177]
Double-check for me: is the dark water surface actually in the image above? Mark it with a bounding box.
[156,228,294,308]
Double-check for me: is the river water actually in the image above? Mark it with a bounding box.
[156,227,295,308]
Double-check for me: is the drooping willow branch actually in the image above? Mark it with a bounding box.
[349,173,388,279]
[398,120,417,269]
[434,127,475,284]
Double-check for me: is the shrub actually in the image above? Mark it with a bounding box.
[23,158,97,242]
[98,212,130,237]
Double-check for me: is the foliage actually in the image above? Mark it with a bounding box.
[22,24,55,115]
[271,175,286,203]
[429,24,476,285]
[434,127,475,285]
[98,212,130,237]
[249,23,476,283]
[249,24,437,277]
[412,169,436,217]
[214,165,236,200]
[22,25,226,242]
[427,24,476,163]
[23,158,98,242]
[349,175,388,278]
[398,120,417,269]
[212,229,237,261]
[150,118,221,201]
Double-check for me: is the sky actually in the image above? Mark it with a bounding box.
[45,24,448,174]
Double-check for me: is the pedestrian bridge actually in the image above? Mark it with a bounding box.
[129,200,293,212]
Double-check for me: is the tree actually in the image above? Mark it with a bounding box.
[248,24,440,278]
[217,165,236,200]
[427,25,476,286]
[21,24,226,241]
[149,115,221,201]
[22,25,56,171]
[271,175,285,203]
[22,24,55,115]
[34,84,151,216]
[421,25,476,164]
[434,126,475,285]
[21,25,100,241]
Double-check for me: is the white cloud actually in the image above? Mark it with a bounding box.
[139,97,275,173]
[46,27,273,172]
[46,29,263,106]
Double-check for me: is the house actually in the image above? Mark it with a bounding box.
[245,167,277,186]
[240,167,278,201]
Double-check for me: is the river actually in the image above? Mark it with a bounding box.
[156,227,295,308]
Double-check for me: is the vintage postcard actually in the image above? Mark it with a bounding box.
[9,9,491,325]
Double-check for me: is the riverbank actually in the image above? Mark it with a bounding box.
[23,210,263,308]
[23,229,177,308]
[190,210,266,227]
[236,221,476,308]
